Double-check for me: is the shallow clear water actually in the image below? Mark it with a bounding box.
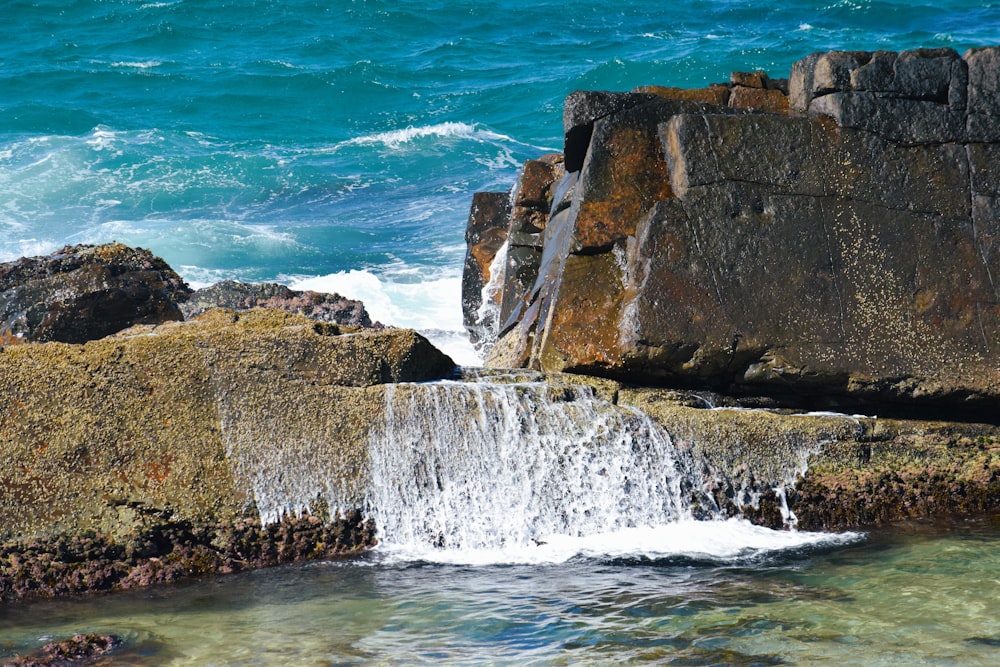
[2,518,999,666]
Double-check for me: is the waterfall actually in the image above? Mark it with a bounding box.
[214,372,861,562]
[366,381,714,552]
[472,239,509,356]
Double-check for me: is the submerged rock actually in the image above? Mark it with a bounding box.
[181,280,374,327]
[0,243,191,344]
[467,47,1000,416]
[2,633,123,666]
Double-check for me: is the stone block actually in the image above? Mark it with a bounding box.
[728,86,789,113]
[730,71,769,88]
[809,91,965,144]
[562,91,658,171]
[635,84,729,105]
[966,46,1000,141]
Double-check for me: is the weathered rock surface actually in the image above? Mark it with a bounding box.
[2,633,123,666]
[459,370,1000,531]
[0,308,453,601]
[181,280,374,327]
[618,387,1000,530]
[466,47,1000,416]
[0,243,191,345]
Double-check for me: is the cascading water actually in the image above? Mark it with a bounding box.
[364,379,862,563]
[471,239,509,357]
[215,371,861,564]
[366,381,709,552]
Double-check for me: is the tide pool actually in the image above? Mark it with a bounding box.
[1,519,998,666]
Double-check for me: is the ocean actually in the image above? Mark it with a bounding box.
[3,1,1000,664]
[4,0,999,364]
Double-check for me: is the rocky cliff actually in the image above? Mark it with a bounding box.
[465,47,1000,417]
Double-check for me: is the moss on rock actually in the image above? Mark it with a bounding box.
[0,309,453,590]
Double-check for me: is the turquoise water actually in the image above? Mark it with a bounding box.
[2,519,1000,665]
[3,3,1000,663]
[3,0,999,358]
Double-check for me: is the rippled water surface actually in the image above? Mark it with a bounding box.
[4,1,1000,364]
[2,518,999,666]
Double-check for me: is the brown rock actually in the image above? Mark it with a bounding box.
[728,85,789,113]
[468,47,1000,416]
[635,84,730,105]
[0,309,453,546]
[461,191,512,345]
[730,70,769,88]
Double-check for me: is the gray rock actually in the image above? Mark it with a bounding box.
[0,243,190,344]
[181,280,373,327]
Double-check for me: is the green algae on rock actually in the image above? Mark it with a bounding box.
[616,388,1000,530]
[0,308,453,601]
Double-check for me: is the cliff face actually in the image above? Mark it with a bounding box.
[465,47,1000,415]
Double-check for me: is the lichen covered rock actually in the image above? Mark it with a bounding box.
[0,308,453,601]
[617,386,1000,530]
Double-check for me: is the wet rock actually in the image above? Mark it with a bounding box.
[562,91,661,172]
[469,48,1000,416]
[0,243,190,344]
[462,191,512,347]
[3,633,123,666]
[0,511,375,603]
[181,280,373,327]
[0,308,453,551]
[617,386,1000,530]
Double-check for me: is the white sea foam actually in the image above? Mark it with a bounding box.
[291,269,480,366]
[0,239,62,263]
[363,381,862,566]
[110,60,162,69]
[85,127,118,151]
[340,122,513,149]
[375,519,862,566]
[333,121,556,155]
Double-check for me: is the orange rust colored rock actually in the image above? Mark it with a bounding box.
[635,84,729,106]
[573,125,674,250]
[729,86,789,113]
[730,71,770,88]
